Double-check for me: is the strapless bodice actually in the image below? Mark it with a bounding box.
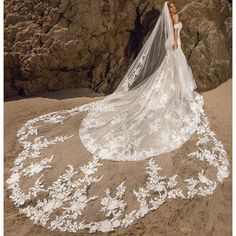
[174,22,183,44]
[174,21,183,31]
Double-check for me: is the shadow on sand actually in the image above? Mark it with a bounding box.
[5,87,105,102]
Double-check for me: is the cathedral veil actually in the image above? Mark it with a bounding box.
[114,1,175,95]
[5,1,230,233]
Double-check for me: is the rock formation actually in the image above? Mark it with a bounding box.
[4,0,232,97]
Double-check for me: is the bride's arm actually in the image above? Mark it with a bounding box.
[172,14,179,50]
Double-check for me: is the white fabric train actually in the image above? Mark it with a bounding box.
[6,1,230,234]
[79,20,201,161]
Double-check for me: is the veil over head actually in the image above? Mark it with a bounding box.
[114,1,175,95]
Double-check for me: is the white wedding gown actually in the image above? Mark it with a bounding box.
[79,21,203,161]
[6,2,229,234]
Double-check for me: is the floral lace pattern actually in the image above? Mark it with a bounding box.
[6,15,229,234]
[79,50,203,162]
[6,97,229,233]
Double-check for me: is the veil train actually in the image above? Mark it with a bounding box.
[6,1,229,233]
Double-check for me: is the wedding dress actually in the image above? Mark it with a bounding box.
[79,20,202,161]
[6,1,229,233]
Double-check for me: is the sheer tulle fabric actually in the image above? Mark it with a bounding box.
[79,11,200,161]
[6,2,229,234]
[114,2,175,94]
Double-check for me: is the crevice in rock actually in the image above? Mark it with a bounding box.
[104,60,110,77]
[141,9,160,37]
[188,31,201,61]
[48,67,79,73]
[18,87,25,96]
[124,7,143,60]
[86,65,95,82]
[124,4,160,61]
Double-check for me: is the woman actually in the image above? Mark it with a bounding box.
[78,0,200,162]
[168,1,179,50]
[6,1,229,233]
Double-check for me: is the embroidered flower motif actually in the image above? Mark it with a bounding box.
[6,91,230,233]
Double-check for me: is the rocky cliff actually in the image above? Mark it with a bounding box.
[4,0,232,97]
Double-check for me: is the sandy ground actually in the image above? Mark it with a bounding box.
[4,80,232,236]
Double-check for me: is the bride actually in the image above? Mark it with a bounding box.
[6,1,229,233]
[79,0,203,162]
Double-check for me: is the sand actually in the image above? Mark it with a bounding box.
[4,80,232,236]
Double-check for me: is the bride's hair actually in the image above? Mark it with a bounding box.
[167,1,176,7]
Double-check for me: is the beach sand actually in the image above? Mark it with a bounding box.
[4,80,232,236]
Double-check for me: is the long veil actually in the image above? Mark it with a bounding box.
[114,1,175,95]
[6,1,230,234]
[77,2,198,162]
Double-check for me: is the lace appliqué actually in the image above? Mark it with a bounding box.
[6,98,229,233]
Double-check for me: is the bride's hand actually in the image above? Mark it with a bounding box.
[172,41,178,50]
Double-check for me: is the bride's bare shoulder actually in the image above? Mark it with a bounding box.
[171,14,179,24]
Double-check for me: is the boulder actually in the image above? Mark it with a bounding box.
[4,0,232,97]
